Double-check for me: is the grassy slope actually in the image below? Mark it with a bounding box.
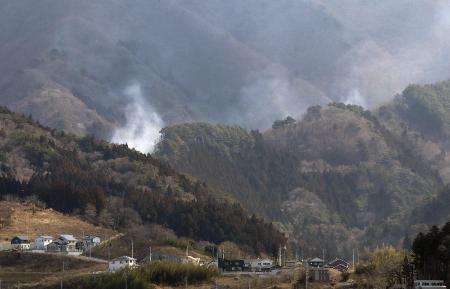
[0,251,105,288]
[0,201,115,242]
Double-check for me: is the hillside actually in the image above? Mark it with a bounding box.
[0,106,285,255]
[0,0,332,139]
[155,103,444,256]
[0,201,114,242]
[0,251,105,288]
[2,1,448,144]
[376,80,450,228]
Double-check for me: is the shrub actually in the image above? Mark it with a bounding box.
[139,261,219,285]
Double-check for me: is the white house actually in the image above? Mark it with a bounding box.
[108,256,138,272]
[34,236,54,250]
[11,236,31,250]
[249,258,273,272]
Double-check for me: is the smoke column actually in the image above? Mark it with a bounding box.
[111,83,164,153]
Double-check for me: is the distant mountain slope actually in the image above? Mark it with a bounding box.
[0,107,285,254]
[378,80,450,184]
[0,0,330,138]
[155,103,443,256]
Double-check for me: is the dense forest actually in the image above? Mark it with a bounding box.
[0,107,285,255]
[155,101,444,256]
[413,222,450,285]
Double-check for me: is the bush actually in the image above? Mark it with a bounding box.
[139,261,219,285]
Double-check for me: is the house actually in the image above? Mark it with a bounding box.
[57,235,78,251]
[309,267,330,282]
[327,258,349,272]
[308,257,325,268]
[11,236,31,250]
[34,236,53,250]
[108,256,137,272]
[84,236,101,248]
[47,239,67,253]
[47,235,81,255]
[248,258,274,272]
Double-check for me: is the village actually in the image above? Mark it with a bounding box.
[4,233,351,279]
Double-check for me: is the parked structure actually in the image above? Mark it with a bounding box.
[34,236,53,250]
[218,258,249,272]
[414,280,447,289]
[108,256,138,272]
[11,236,31,250]
[327,258,349,272]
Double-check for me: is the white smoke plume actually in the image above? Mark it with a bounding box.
[111,83,164,153]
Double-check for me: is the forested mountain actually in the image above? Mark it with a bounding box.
[2,0,450,146]
[155,101,447,256]
[0,107,285,255]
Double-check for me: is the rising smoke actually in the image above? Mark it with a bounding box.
[7,0,450,140]
[111,83,164,153]
[328,0,450,107]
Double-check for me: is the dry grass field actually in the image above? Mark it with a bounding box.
[0,201,115,242]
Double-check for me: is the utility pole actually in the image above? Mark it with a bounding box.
[357,247,360,265]
[322,248,325,265]
[278,246,282,267]
[149,247,152,263]
[62,260,65,273]
[131,239,134,259]
[352,248,355,271]
[108,242,111,262]
[60,279,63,289]
[305,262,308,289]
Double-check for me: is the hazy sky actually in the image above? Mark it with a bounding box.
[2,0,450,152]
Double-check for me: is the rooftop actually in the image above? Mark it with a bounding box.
[13,236,29,241]
[59,234,77,241]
